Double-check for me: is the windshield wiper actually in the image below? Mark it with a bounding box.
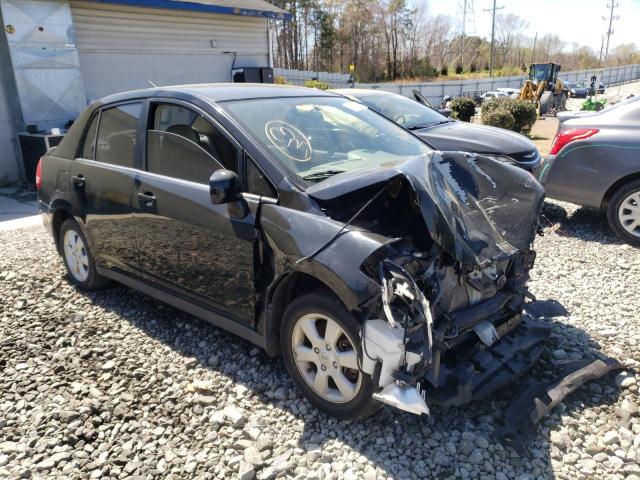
[302,170,346,181]
[407,124,436,131]
[407,120,451,131]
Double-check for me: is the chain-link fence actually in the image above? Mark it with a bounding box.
[273,68,352,88]
[356,64,640,106]
[277,64,640,106]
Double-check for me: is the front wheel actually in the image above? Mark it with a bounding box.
[607,180,640,247]
[280,292,381,420]
[539,91,553,115]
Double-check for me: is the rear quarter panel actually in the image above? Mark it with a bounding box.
[544,127,640,208]
[39,154,75,238]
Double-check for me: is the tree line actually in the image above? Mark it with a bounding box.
[267,0,640,82]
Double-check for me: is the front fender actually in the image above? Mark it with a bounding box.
[260,204,393,311]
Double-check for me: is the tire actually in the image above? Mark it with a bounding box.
[557,92,567,111]
[280,292,382,420]
[59,218,111,290]
[606,180,640,247]
[539,91,553,115]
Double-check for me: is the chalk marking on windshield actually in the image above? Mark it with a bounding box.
[264,120,312,162]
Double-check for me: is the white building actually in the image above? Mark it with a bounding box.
[0,0,288,184]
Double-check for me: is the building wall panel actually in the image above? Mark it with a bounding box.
[70,1,270,100]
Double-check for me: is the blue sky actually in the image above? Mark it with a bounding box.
[428,0,640,52]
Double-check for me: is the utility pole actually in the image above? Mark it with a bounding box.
[603,2,619,66]
[484,0,504,77]
[461,0,467,71]
[457,0,476,72]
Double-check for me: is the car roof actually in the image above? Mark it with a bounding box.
[100,83,338,105]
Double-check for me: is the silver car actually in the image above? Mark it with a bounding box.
[538,97,640,246]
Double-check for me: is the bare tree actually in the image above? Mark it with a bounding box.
[496,13,528,67]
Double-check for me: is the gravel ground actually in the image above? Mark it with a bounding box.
[1,202,639,480]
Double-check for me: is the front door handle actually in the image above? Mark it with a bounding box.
[72,175,85,188]
[137,192,156,207]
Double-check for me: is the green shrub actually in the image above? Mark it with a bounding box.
[481,97,537,134]
[440,65,448,76]
[304,79,330,90]
[450,97,476,122]
[481,109,515,130]
[274,76,287,85]
[455,64,463,74]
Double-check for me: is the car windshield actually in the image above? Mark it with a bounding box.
[350,92,448,130]
[222,96,431,185]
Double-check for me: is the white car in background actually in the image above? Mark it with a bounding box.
[497,87,521,98]
[481,91,509,102]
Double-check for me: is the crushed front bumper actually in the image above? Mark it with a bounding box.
[424,315,550,405]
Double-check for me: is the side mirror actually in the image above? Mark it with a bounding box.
[209,169,242,204]
[438,108,452,118]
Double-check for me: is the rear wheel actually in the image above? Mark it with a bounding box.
[280,292,381,420]
[539,91,553,115]
[607,180,640,247]
[59,218,110,290]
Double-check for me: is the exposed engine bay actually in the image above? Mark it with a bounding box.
[306,151,622,432]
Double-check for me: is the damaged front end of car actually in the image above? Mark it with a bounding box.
[306,150,622,427]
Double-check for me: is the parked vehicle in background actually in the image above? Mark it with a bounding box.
[538,97,640,246]
[565,82,589,98]
[497,87,521,98]
[331,88,542,172]
[481,91,509,102]
[38,83,602,425]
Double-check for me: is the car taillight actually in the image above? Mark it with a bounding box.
[549,128,599,155]
[35,157,43,190]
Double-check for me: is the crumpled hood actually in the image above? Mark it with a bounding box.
[307,151,545,267]
[414,121,536,156]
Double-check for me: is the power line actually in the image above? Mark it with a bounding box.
[483,0,504,77]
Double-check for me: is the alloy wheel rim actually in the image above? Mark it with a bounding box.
[291,313,361,403]
[63,230,90,282]
[618,191,640,238]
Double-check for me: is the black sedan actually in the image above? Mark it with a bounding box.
[38,84,611,424]
[565,82,589,98]
[331,89,541,172]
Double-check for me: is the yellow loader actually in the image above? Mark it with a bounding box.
[519,63,569,115]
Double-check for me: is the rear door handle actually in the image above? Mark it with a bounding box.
[137,192,156,207]
[72,175,85,188]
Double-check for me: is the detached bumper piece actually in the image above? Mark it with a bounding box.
[425,316,551,405]
[500,356,623,449]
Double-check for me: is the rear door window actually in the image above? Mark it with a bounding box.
[146,103,238,183]
[95,103,142,168]
[81,113,100,159]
